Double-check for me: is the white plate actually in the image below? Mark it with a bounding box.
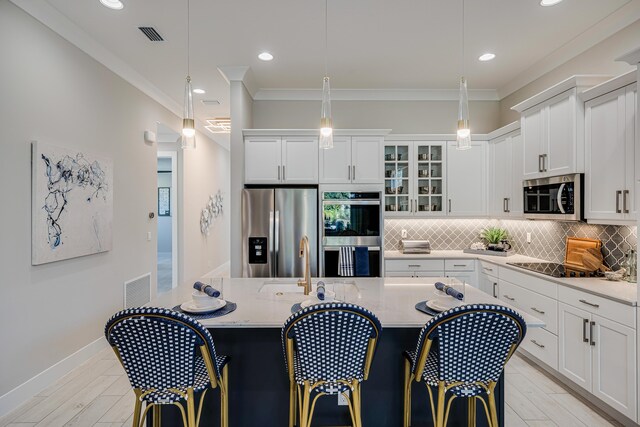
[300,298,337,309]
[180,299,227,314]
[426,299,457,312]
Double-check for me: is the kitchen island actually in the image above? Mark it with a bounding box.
[151,277,543,426]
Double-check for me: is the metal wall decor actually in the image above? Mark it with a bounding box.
[200,190,224,235]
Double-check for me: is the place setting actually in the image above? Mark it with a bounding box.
[291,281,338,313]
[415,281,465,316]
[173,279,237,320]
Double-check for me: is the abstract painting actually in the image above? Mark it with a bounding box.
[31,141,113,265]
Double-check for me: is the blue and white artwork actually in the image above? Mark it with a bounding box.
[31,141,113,265]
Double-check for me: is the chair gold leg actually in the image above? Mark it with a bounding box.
[289,380,296,427]
[300,381,310,427]
[132,390,142,427]
[353,383,362,427]
[221,365,229,427]
[488,393,499,427]
[468,397,476,427]
[186,389,196,427]
[403,359,411,427]
[436,382,446,427]
[152,405,161,427]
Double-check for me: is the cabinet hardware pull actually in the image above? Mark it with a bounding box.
[282,165,286,181]
[623,189,629,213]
[411,200,415,213]
[538,155,543,172]
[542,154,548,172]
[590,321,596,346]
[504,295,515,301]
[616,190,622,213]
[506,198,510,213]
[503,198,507,213]
[583,318,589,343]
[408,264,420,268]
[485,267,493,272]
[579,299,599,308]
[278,165,281,180]
[531,340,545,349]
[492,282,497,298]
[348,165,351,180]
[531,307,545,315]
[453,264,466,267]
[352,165,356,180]
[448,199,452,213]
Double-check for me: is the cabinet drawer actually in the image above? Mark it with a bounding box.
[519,327,558,370]
[500,280,558,334]
[479,261,498,277]
[499,266,558,299]
[558,286,635,328]
[385,259,445,272]
[444,259,475,271]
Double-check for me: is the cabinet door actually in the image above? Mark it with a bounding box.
[592,314,637,419]
[282,137,319,184]
[352,136,383,184]
[414,142,446,216]
[509,132,524,217]
[546,90,576,177]
[479,273,498,297]
[489,135,511,217]
[383,143,412,216]
[558,302,592,391]
[585,88,627,221]
[626,85,637,218]
[319,136,351,183]
[446,141,486,216]
[245,137,282,184]
[522,107,545,179]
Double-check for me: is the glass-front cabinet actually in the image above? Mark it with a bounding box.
[384,141,447,217]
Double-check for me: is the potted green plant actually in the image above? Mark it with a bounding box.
[480,227,510,251]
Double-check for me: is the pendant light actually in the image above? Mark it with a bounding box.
[456,0,471,150]
[319,0,333,149]
[181,0,196,149]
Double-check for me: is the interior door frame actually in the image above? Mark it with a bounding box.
[158,150,178,289]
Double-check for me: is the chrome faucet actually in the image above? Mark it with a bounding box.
[297,235,312,295]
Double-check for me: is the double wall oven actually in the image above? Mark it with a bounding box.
[321,190,383,277]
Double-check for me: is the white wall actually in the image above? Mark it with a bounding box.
[0,1,229,405]
[252,100,500,134]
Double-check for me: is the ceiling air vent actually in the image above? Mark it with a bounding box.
[138,27,164,41]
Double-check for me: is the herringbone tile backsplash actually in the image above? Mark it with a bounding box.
[385,219,637,270]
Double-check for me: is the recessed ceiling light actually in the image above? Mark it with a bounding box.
[478,53,496,62]
[540,0,563,6]
[258,52,274,61]
[193,88,206,94]
[100,0,124,10]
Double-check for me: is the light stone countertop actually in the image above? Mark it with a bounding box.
[152,277,545,329]
[384,250,638,306]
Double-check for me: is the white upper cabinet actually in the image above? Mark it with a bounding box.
[513,76,612,181]
[584,79,637,223]
[488,124,522,218]
[446,141,487,216]
[319,136,383,184]
[245,136,318,184]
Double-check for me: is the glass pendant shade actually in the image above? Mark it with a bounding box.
[456,76,471,150]
[182,75,195,139]
[319,76,333,149]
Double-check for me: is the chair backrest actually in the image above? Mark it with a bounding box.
[104,307,222,391]
[281,303,382,383]
[412,304,526,384]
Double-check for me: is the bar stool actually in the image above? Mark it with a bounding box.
[104,307,229,427]
[281,302,382,427]
[403,304,526,427]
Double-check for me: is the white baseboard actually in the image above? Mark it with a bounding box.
[203,261,230,279]
[0,337,108,418]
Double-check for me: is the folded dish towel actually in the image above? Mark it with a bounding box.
[338,247,354,277]
[354,247,370,276]
[317,281,326,300]
[193,281,221,298]
[434,281,464,300]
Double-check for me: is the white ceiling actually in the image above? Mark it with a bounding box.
[14,0,640,128]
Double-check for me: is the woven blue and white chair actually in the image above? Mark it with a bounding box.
[403,304,526,427]
[281,302,382,427]
[104,307,229,427]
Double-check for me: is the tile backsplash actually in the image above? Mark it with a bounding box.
[385,219,637,270]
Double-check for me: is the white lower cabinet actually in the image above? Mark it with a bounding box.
[520,326,558,371]
[384,259,445,278]
[559,301,637,420]
[478,272,498,297]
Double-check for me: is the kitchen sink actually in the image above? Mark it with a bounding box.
[258,280,360,299]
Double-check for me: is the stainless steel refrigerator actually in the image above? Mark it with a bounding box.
[242,188,318,278]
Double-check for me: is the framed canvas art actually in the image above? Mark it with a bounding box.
[31,141,113,265]
[158,187,170,216]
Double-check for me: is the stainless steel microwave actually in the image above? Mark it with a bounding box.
[523,173,583,221]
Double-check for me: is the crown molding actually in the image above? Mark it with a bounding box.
[617,47,640,65]
[243,129,392,137]
[10,0,226,149]
[486,121,520,141]
[497,1,640,100]
[253,88,500,102]
[580,70,637,102]
[217,66,258,98]
[511,75,612,112]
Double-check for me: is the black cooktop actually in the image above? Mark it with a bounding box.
[507,262,599,278]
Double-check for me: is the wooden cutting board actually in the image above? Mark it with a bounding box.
[564,237,602,272]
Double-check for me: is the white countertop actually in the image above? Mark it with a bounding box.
[385,250,638,306]
[153,277,545,329]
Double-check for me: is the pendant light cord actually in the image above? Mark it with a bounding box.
[324,0,328,77]
[187,0,191,77]
[461,0,465,77]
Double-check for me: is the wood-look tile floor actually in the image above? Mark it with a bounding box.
[0,348,623,427]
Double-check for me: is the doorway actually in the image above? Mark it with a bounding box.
[157,148,178,293]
